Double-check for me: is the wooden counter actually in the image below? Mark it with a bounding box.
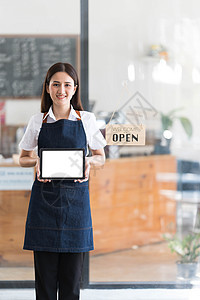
[0,155,176,266]
[0,163,34,266]
[89,155,176,255]
[0,190,32,266]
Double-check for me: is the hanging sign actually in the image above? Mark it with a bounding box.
[106,124,145,146]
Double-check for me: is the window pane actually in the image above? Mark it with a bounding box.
[0,0,80,282]
[89,0,200,283]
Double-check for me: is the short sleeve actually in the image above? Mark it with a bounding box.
[83,113,107,150]
[18,115,39,151]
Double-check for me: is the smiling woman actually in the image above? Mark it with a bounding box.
[41,62,83,114]
[46,72,77,119]
[18,62,106,300]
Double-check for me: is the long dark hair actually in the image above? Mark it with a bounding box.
[41,62,83,112]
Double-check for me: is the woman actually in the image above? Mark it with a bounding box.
[19,62,106,300]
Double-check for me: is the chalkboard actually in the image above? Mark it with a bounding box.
[0,36,78,98]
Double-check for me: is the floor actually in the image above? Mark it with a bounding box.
[1,242,200,300]
[90,242,178,282]
[1,288,200,300]
[0,242,179,282]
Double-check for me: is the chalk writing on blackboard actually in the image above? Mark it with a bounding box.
[0,36,78,98]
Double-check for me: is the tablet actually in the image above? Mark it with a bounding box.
[39,148,85,180]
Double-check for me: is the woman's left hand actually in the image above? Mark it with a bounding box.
[74,157,90,183]
[74,149,105,183]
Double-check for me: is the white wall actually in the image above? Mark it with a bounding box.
[89,0,200,110]
[0,0,80,34]
[0,0,80,124]
[89,0,200,158]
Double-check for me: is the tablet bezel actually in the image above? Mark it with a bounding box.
[39,148,85,180]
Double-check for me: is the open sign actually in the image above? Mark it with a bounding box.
[106,124,145,146]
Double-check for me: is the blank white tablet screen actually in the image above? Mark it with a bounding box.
[41,150,84,178]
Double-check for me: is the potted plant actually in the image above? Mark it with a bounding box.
[154,107,193,154]
[164,232,200,280]
[161,107,192,137]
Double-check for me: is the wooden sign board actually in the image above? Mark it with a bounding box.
[106,124,145,146]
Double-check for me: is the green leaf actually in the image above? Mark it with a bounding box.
[161,114,173,131]
[163,232,200,262]
[160,107,193,139]
[179,117,193,138]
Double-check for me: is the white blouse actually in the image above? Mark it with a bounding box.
[19,105,107,152]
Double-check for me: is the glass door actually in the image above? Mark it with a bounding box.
[88,0,200,284]
[0,0,80,284]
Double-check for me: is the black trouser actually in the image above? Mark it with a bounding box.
[34,251,85,300]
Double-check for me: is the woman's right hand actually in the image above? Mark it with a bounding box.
[35,157,51,183]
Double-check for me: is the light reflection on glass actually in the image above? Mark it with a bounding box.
[152,59,182,84]
[128,63,135,82]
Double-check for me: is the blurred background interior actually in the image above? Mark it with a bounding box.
[1,0,200,285]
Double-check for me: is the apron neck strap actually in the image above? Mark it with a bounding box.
[42,110,81,123]
[75,110,81,120]
[42,112,48,123]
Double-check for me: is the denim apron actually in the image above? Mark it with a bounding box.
[23,111,94,253]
